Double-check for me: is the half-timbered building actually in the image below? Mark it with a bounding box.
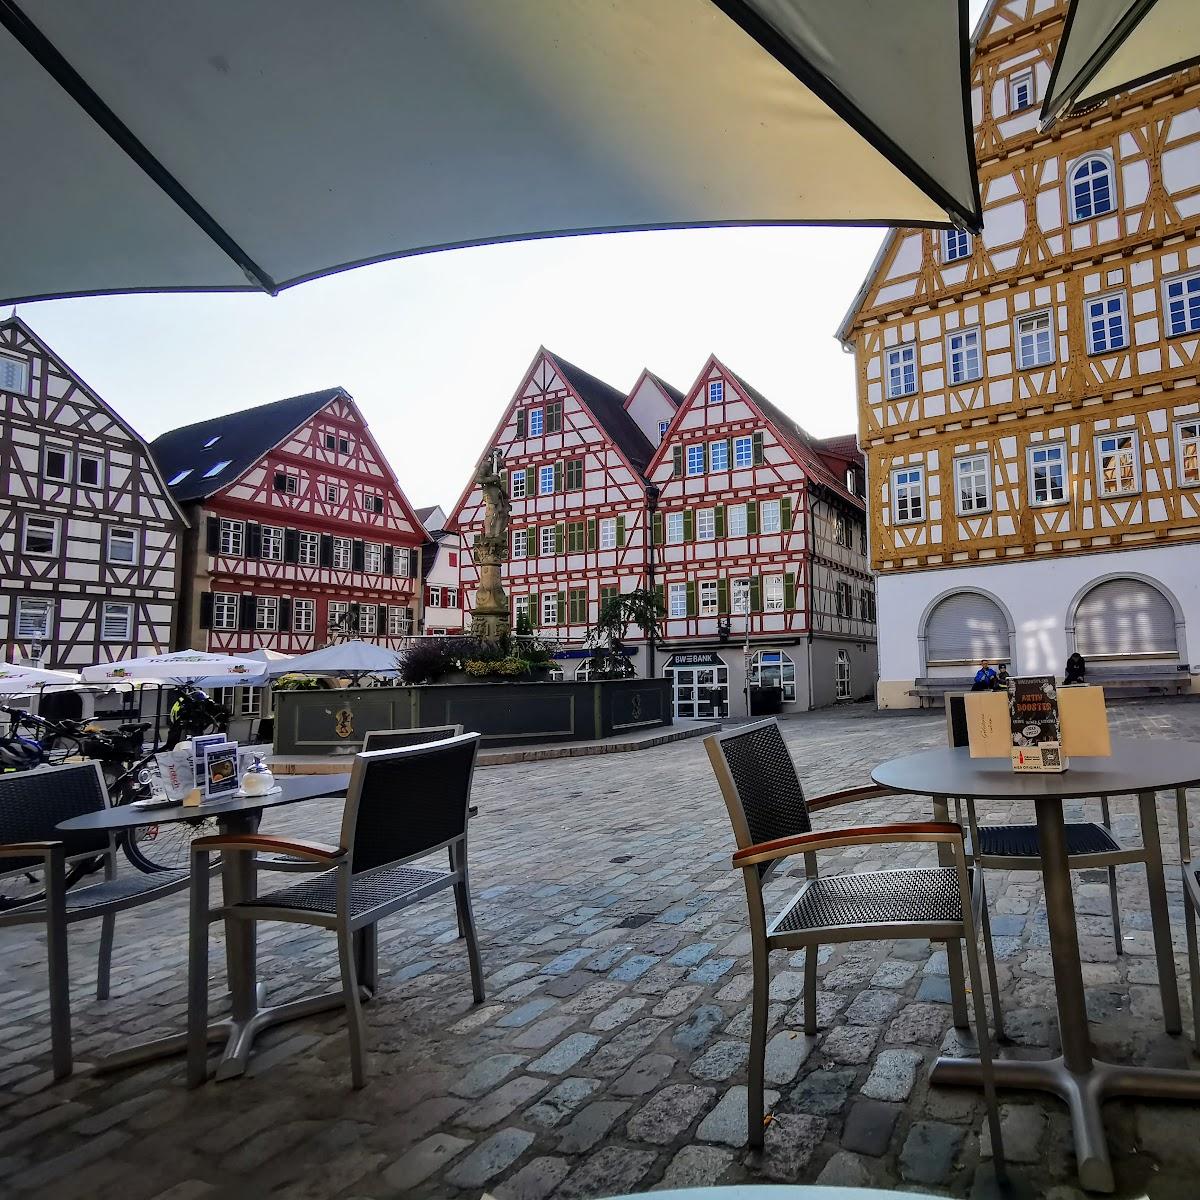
[152,390,425,693]
[0,317,184,669]
[838,0,1200,707]
[417,505,465,636]
[644,357,876,715]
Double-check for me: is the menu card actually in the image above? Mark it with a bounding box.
[202,743,240,799]
[1008,675,1065,772]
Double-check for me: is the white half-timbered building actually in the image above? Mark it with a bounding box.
[417,504,465,636]
[644,358,876,714]
[838,0,1200,707]
[0,317,184,669]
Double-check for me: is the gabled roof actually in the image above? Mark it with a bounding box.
[551,352,656,474]
[150,388,344,502]
[415,504,441,527]
[645,371,684,407]
[813,433,861,460]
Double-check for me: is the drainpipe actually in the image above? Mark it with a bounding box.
[645,484,660,679]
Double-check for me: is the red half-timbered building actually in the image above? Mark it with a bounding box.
[644,357,877,714]
[152,389,425,669]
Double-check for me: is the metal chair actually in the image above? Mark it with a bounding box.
[0,762,190,1078]
[705,719,1005,1176]
[187,732,484,1088]
[1178,787,1200,1048]
[361,724,463,752]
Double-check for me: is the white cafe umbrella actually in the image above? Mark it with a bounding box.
[81,649,262,685]
[1041,0,1200,129]
[193,647,294,690]
[0,661,81,692]
[266,642,401,679]
[0,0,981,305]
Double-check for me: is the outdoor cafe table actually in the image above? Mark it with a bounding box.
[58,773,350,1079]
[872,737,1200,1193]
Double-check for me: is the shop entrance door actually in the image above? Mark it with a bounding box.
[671,663,729,718]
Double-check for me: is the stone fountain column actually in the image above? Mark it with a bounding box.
[470,447,511,641]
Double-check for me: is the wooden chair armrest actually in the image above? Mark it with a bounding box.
[807,784,895,812]
[732,821,963,868]
[191,835,345,863]
[0,841,61,859]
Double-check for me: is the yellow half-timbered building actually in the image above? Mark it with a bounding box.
[838,0,1200,707]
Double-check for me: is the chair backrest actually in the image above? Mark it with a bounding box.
[361,724,463,753]
[0,762,111,875]
[341,733,480,873]
[704,719,812,852]
[946,693,970,748]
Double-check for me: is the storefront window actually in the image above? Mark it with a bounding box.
[749,649,796,701]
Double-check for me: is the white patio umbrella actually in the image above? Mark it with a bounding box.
[266,641,401,680]
[0,661,81,692]
[81,649,262,685]
[1041,0,1200,129]
[193,648,294,690]
[0,0,981,305]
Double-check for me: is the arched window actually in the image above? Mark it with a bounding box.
[749,650,797,701]
[924,592,1009,666]
[1074,578,1178,660]
[1068,155,1115,221]
[835,651,852,700]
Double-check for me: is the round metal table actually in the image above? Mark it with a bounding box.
[59,773,350,1078]
[873,737,1200,1194]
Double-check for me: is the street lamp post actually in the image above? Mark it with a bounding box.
[645,483,660,679]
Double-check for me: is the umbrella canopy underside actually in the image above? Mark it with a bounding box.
[0,0,979,304]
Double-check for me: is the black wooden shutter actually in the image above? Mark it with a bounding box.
[245,521,262,558]
[352,539,365,571]
[283,528,299,563]
[752,431,765,466]
[239,594,255,630]
[319,534,333,568]
[205,516,219,554]
[672,445,683,477]
[383,545,394,575]
[273,471,287,491]
[409,547,419,577]
[199,592,214,629]
[278,598,292,632]
[516,408,526,438]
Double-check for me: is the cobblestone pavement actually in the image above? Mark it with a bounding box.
[4,701,1200,1199]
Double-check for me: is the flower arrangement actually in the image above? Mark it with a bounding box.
[398,633,556,684]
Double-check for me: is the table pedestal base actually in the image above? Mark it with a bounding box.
[932,1054,1200,1193]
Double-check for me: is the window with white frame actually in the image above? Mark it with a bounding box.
[1096,432,1139,496]
[727,504,748,537]
[751,649,797,702]
[942,228,971,262]
[293,599,315,633]
[834,515,849,546]
[947,327,982,384]
[733,435,753,468]
[1029,443,1067,504]
[764,575,784,612]
[325,482,341,503]
[359,604,377,635]
[539,526,555,556]
[538,465,555,494]
[361,490,384,515]
[107,528,137,565]
[260,525,283,560]
[1085,292,1128,353]
[23,515,58,555]
[699,580,718,615]
[101,602,133,641]
[668,582,687,618]
[277,472,299,495]
[1009,69,1034,111]
[1068,155,1115,221]
[219,519,244,555]
[599,517,617,550]
[239,688,262,718]
[387,606,410,637]
[213,592,238,630]
[1016,310,1054,368]
[514,595,530,626]
[657,419,669,440]
[393,547,411,576]
[731,578,750,615]
[512,529,528,557]
[255,596,279,631]
[885,343,917,398]
[892,467,925,523]
[686,444,705,475]
[364,542,383,574]
[0,353,30,393]
[15,597,52,640]
[708,380,724,404]
[760,499,782,534]
[328,601,348,632]
[709,439,729,472]
[332,537,352,570]
[541,593,558,626]
[528,408,544,437]
[835,581,853,616]
[446,588,459,608]
[666,512,684,544]
[43,446,70,482]
[1177,421,1200,487]
[696,508,715,540]
[836,650,852,699]
[77,453,102,488]
[509,469,526,499]
[954,454,992,514]
[1164,272,1200,337]
[298,532,319,565]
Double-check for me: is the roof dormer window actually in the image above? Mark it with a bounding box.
[203,435,221,449]
[202,459,232,478]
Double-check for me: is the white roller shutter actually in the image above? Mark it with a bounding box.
[1074,579,1178,659]
[925,593,1008,665]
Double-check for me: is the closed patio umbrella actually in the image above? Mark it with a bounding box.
[1041,0,1200,129]
[0,0,981,305]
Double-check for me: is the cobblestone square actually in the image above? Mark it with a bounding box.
[3,701,1200,1199]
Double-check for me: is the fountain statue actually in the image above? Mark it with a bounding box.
[470,446,511,640]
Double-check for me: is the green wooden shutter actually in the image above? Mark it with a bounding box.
[555,523,564,554]
[548,401,562,433]
[750,576,762,612]
[615,515,625,546]
[685,581,697,616]
[781,496,793,531]
[654,583,665,615]
[683,509,695,542]
[703,442,710,472]
[525,466,536,495]
[714,504,726,537]
[526,529,536,558]
[554,461,564,492]
[516,408,526,438]
[556,591,566,624]
[652,511,664,546]
[530,591,538,622]
[747,500,759,535]
[718,578,730,614]
[784,571,797,609]
[752,431,765,465]
[672,445,683,477]
[587,517,597,550]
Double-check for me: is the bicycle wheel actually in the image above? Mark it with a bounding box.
[111,768,219,874]
[0,857,103,911]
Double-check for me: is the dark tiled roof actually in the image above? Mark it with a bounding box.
[150,388,344,502]
[814,433,861,460]
[646,372,684,407]
[550,352,656,475]
[415,505,440,525]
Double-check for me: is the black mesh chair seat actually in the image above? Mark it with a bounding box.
[773,867,966,934]
[243,863,447,919]
[978,821,1120,859]
[5,870,189,919]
